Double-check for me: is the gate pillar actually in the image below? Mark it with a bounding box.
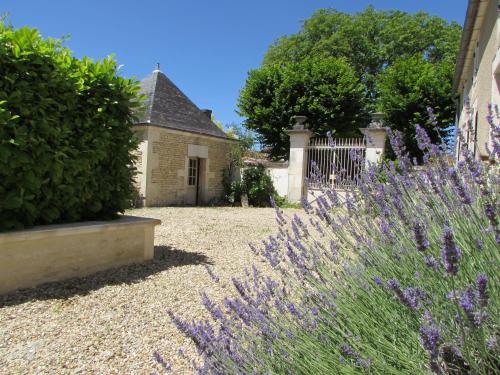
[286,116,312,203]
[360,113,388,168]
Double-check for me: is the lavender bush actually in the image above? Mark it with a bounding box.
[162,108,499,374]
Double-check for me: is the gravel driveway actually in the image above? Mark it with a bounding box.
[0,207,300,374]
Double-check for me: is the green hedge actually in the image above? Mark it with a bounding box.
[0,22,141,231]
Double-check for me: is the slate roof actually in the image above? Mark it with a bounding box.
[136,69,229,139]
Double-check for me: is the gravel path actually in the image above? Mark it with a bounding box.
[0,207,300,374]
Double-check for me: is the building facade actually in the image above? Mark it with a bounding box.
[133,67,235,206]
[454,0,500,160]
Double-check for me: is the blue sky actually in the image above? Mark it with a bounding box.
[2,0,467,127]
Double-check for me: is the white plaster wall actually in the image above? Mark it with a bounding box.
[457,0,499,159]
[268,167,289,197]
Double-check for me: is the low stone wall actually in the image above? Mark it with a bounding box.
[0,215,161,294]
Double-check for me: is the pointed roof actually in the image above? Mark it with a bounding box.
[136,68,229,139]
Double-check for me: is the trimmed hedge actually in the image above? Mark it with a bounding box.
[0,22,141,231]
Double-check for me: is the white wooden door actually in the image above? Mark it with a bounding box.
[186,157,199,205]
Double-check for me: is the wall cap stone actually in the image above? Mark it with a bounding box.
[0,215,161,242]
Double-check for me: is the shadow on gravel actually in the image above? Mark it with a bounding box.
[0,245,213,308]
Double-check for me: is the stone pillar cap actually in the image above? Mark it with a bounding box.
[286,128,313,135]
[359,127,389,133]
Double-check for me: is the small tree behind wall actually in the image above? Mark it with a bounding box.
[0,22,141,231]
[222,123,256,204]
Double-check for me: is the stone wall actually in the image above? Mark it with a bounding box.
[0,216,160,294]
[133,125,234,206]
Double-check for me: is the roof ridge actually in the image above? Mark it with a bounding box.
[146,70,159,122]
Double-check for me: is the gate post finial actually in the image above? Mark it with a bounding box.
[286,115,312,203]
[368,112,385,128]
[291,115,308,130]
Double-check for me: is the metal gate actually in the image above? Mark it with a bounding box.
[306,137,366,190]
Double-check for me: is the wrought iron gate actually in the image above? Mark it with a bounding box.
[306,137,366,190]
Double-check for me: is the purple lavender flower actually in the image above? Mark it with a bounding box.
[301,196,312,213]
[484,202,498,228]
[153,351,172,370]
[201,292,225,321]
[440,225,460,275]
[458,286,475,313]
[415,124,432,151]
[419,311,441,373]
[310,218,326,237]
[476,273,489,307]
[426,107,438,126]
[261,237,280,268]
[448,167,472,205]
[473,311,489,326]
[292,214,309,239]
[345,192,356,213]
[325,188,340,206]
[340,343,359,357]
[423,254,439,270]
[446,289,458,300]
[355,358,371,367]
[387,279,422,310]
[413,221,430,251]
[287,303,302,319]
[264,276,278,294]
[248,242,259,256]
[373,276,383,286]
[387,129,410,171]
[486,335,498,350]
[204,265,220,283]
[379,219,391,236]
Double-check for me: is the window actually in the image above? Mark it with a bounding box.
[473,41,479,83]
[188,158,198,186]
[473,111,479,158]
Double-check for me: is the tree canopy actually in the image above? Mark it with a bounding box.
[239,57,368,159]
[238,6,462,159]
[377,55,456,158]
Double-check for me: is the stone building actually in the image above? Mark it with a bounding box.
[133,67,236,206]
[454,0,499,160]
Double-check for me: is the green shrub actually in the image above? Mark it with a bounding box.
[0,22,141,231]
[227,164,280,207]
[241,164,277,207]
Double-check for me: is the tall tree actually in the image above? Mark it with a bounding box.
[377,55,456,159]
[238,57,367,159]
[239,6,461,159]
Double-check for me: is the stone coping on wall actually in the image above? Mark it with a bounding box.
[243,157,289,169]
[0,215,161,240]
[0,215,161,295]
